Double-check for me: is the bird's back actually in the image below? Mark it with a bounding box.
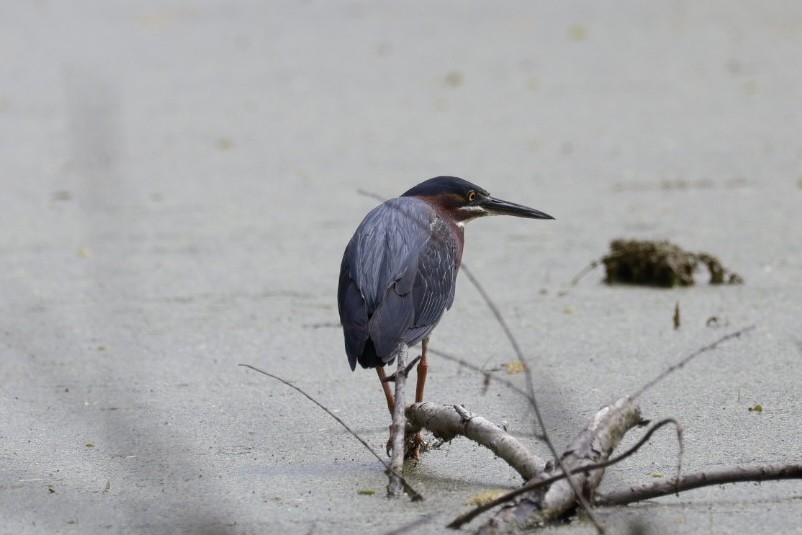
[338,197,460,370]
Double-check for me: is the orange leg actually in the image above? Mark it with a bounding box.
[415,336,430,403]
[376,367,395,415]
[409,336,431,459]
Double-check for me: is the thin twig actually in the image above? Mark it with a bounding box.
[460,264,605,533]
[459,266,529,395]
[632,325,756,399]
[428,346,547,441]
[381,355,421,383]
[568,259,601,286]
[456,326,755,528]
[427,347,531,399]
[239,364,423,501]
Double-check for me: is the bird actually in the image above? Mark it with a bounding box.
[337,176,553,454]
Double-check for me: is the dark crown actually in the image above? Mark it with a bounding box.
[402,176,488,198]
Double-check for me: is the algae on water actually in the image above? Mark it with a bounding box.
[602,239,744,287]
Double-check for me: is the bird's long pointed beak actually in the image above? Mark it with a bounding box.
[481,196,555,220]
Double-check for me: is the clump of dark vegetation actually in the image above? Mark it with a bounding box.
[602,239,743,287]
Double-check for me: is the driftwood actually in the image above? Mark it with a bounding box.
[408,396,642,532]
[406,396,802,532]
[475,396,642,533]
[406,402,547,481]
[402,356,802,534]
[244,320,801,533]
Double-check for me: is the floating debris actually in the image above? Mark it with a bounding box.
[465,489,508,506]
[503,361,526,375]
[602,239,744,287]
[706,316,730,328]
[443,71,464,87]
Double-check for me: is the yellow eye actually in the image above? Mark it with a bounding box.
[467,190,477,202]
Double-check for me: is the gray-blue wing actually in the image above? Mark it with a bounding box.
[400,216,458,344]
[337,197,458,370]
[338,254,369,370]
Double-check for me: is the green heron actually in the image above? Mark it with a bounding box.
[337,176,553,451]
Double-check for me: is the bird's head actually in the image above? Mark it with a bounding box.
[402,176,554,224]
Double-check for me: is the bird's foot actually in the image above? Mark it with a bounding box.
[404,431,427,461]
[386,426,427,461]
[385,424,394,457]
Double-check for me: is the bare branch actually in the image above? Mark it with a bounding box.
[605,418,683,482]
[447,417,679,529]
[595,463,802,506]
[568,258,601,287]
[388,345,408,498]
[460,265,604,533]
[238,364,423,501]
[427,347,532,402]
[357,189,385,203]
[406,402,546,481]
[471,397,642,533]
[632,325,756,399]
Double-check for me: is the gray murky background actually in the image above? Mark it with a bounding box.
[2,2,801,533]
